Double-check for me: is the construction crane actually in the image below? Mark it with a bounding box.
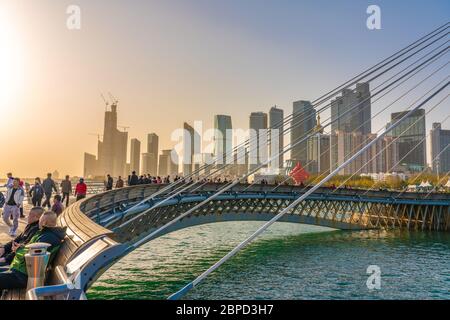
[108,92,119,107]
[100,93,109,110]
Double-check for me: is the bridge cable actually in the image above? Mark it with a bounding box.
[152,32,449,197]
[118,44,449,232]
[167,81,449,300]
[119,24,450,216]
[269,61,450,191]
[396,142,450,199]
[331,91,449,193]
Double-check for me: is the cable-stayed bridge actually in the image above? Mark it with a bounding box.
[2,22,449,300]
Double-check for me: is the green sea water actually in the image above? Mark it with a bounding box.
[87,222,450,300]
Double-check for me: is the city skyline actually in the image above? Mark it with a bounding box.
[0,0,449,177]
[82,85,449,179]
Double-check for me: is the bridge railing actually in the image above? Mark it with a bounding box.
[78,183,450,221]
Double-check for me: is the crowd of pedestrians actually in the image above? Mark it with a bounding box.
[125,171,171,186]
[0,170,198,237]
[0,172,91,237]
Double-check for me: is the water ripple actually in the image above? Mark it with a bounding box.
[87,222,450,300]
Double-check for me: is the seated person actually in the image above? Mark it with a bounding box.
[0,211,66,290]
[51,195,64,216]
[0,207,45,267]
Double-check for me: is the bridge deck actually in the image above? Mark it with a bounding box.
[1,183,449,300]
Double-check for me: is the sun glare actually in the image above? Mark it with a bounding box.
[0,6,24,110]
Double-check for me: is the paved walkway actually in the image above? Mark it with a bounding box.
[0,203,33,243]
[0,196,82,243]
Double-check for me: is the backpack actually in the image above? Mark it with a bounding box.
[0,192,5,208]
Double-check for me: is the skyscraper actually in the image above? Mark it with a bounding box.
[388,109,426,172]
[83,153,98,178]
[143,133,159,175]
[307,115,330,174]
[331,83,371,134]
[147,132,158,151]
[290,100,316,166]
[383,136,400,173]
[130,138,141,174]
[213,115,233,166]
[249,112,268,171]
[84,102,128,178]
[430,122,450,174]
[331,131,367,175]
[183,122,196,176]
[330,83,372,171]
[159,149,178,177]
[141,153,151,174]
[269,106,284,170]
[330,131,400,175]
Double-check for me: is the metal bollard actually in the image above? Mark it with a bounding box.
[25,242,51,292]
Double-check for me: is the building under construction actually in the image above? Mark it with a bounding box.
[84,97,128,178]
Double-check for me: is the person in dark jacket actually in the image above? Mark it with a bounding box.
[0,207,44,266]
[105,174,113,191]
[29,178,44,207]
[115,176,124,189]
[128,171,139,186]
[60,175,72,207]
[41,173,57,209]
[0,211,66,290]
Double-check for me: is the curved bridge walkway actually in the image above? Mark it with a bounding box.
[2,183,449,300]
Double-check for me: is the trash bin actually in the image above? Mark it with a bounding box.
[25,242,51,292]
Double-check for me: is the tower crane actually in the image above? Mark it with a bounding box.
[108,92,119,107]
[100,93,109,111]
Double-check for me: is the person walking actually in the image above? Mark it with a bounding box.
[74,178,87,201]
[60,175,72,207]
[29,177,44,207]
[128,171,139,186]
[105,174,113,191]
[2,178,24,237]
[41,173,57,209]
[115,176,124,189]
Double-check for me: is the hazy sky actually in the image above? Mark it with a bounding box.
[0,0,449,177]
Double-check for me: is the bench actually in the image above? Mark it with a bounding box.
[1,201,125,300]
[1,288,26,300]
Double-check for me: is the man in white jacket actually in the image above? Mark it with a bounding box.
[2,178,24,237]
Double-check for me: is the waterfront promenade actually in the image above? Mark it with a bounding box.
[0,208,27,243]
